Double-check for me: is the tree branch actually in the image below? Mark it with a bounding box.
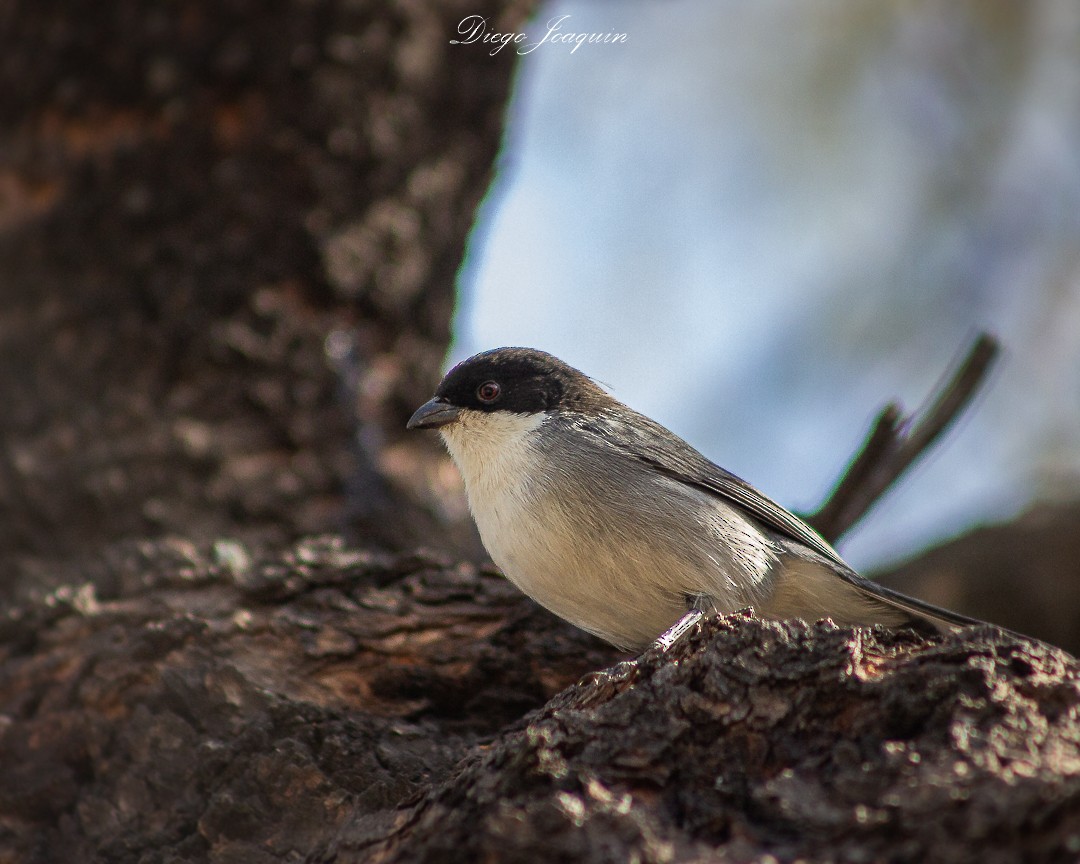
[807,333,1000,544]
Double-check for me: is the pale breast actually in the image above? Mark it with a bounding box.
[439,409,781,650]
[438,408,552,576]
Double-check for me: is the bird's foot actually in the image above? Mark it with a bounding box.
[650,607,705,652]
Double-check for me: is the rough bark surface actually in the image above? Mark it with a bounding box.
[0,538,618,863]
[374,616,1080,864]
[2,538,1078,863]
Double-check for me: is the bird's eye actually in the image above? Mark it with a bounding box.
[476,381,501,404]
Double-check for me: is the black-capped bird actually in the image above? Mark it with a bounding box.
[408,347,982,651]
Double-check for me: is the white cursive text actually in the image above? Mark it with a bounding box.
[450,14,627,56]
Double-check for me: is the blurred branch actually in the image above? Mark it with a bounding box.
[807,333,1000,544]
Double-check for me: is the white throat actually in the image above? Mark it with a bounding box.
[438,409,548,499]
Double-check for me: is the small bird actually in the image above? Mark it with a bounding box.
[408,347,981,651]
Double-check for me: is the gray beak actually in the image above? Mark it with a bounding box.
[407,398,462,430]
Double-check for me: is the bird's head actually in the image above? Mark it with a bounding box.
[407,347,608,434]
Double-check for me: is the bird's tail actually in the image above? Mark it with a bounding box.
[762,555,988,636]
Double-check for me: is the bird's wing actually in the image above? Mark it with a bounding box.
[585,410,849,567]
[579,409,985,631]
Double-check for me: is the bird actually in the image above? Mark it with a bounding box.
[407,347,983,652]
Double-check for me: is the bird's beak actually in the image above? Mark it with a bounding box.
[407,398,462,430]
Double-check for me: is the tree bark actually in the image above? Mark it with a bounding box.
[2,537,1076,863]
[0,0,524,584]
[0,538,617,862]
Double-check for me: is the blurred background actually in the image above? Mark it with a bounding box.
[451,0,1080,572]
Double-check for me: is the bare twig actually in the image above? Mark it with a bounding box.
[807,333,1000,544]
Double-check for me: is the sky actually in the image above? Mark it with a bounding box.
[447,0,1080,570]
